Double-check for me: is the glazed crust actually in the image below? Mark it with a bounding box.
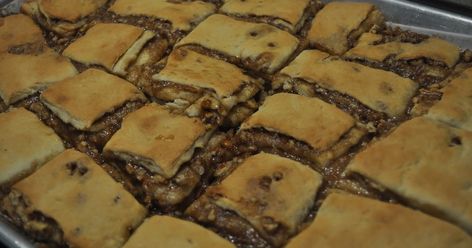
[0,14,44,53]
[286,193,472,248]
[36,0,107,22]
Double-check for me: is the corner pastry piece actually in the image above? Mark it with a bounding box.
[1,149,147,248]
[21,0,107,35]
[0,49,77,105]
[0,108,64,186]
[219,0,315,33]
[274,50,418,120]
[108,0,215,33]
[345,31,460,85]
[177,14,299,73]
[0,14,44,53]
[307,2,384,55]
[286,193,472,248]
[426,67,472,131]
[347,117,472,233]
[34,69,146,159]
[123,216,234,248]
[240,93,365,166]
[63,23,156,75]
[104,103,214,208]
[187,152,322,246]
[150,47,262,126]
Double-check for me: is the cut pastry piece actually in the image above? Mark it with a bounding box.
[188,152,322,246]
[103,103,215,208]
[220,0,315,33]
[426,67,472,131]
[177,14,299,73]
[108,0,216,32]
[0,108,64,186]
[0,49,77,105]
[63,23,156,75]
[21,0,107,35]
[0,14,44,53]
[286,193,472,248]
[149,47,262,126]
[122,216,234,248]
[240,93,366,166]
[274,50,418,118]
[307,2,384,55]
[1,149,147,248]
[347,117,472,233]
[41,69,146,131]
[345,32,460,85]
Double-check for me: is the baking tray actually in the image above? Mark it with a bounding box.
[1,0,472,247]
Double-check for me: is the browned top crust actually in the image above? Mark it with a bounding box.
[280,50,418,117]
[177,14,299,73]
[109,0,216,32]
[220,0,311,32]
[40,69,146,130]
[345,33,461,67]
[0,14,44,53]
[241,93,355,151]
[62,23,146,71]
[0,49,77,105]
[347,117,472,233]
[0,108,64,186]
[13,149,147,248]
[153,48,253,98]
[286,193,472,248]
[209,152,322,243]
[36,0,107,22]
[104,103,209,179]
[122,216,235,248]
[427,67,472,131]
[307,2,382,55]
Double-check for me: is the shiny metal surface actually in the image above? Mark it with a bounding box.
[0,1,472,248]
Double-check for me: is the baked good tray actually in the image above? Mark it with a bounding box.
[0,0,471,247]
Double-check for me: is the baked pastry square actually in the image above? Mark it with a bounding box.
[41,68,146,131]
[108,0,216,33]
[219,0,315,33]
[240,93,365,166]
[0,49,77,105]
[286,193,472,248]
[0,108,64,186]
[21,0,108,35]
[345,31,460,86]
[0,14,44,53]
[307,2,384,55]
[188,152,322,246]
[1,149,147,247]
[150,47,262,126]
[63,23,155,75]
[122,215,234,248]
[274,50,418,119]
[347,117,472,233]
[177,14,299,73]
[426,67,472,132]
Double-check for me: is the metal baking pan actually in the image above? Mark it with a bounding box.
[1,0,472,247]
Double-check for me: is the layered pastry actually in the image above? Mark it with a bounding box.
[1,149,147,247]
[103,103,215,209]
[148,47,262,127]
[122,216,234,248]
[0,0,471,247]
[176,14,299,73]
[21,0,108,35]
[0,108,64,187]
[219,0,318,33]
[25,69,146,161]
[286,193,472,248]
[187,152,323,246]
